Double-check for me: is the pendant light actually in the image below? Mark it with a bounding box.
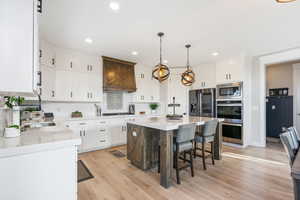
[276,0,296,2]
[181,44,195,86]
[152,32,170,83]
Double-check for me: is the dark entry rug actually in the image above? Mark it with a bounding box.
[78,160,94,183]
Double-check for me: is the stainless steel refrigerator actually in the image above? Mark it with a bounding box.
[189,88,216,117]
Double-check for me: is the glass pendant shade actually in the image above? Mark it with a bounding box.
[181,44,195,86]
[276,0,296,2]
[152,32,170,82]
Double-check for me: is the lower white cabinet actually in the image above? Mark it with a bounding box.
[65,117,132,153]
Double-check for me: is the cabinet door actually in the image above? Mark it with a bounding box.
[168,74,189,115]
[41,65,56,101]
[55,71,73,101]
[0,0,39,95]
[216,57,243,83]
[39,40,55,68]
[55,49,80,72]
[193,64,216,89]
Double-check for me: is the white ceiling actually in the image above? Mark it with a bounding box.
[40,0,300,67]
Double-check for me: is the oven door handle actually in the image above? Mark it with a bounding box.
[222,123,243,127]
[217,104,243,107]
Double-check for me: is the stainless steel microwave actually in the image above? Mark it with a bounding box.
[216,82,243,100]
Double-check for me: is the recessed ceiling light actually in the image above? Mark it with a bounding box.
[212,52,219,56]
[163,60,168,64]
[85,38,93,44]
[131,51,138,56]
[109,2,120,11]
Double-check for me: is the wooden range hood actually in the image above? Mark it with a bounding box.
[102,56,137,92]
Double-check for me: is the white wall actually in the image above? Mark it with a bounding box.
[266,63,294,96]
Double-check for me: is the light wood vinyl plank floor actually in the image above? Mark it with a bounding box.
[78,143,293,200]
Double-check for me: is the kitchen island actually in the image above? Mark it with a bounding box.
[127,116,223,188]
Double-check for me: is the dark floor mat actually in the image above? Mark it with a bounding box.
[109,150,126,158]
[78,160,94,183]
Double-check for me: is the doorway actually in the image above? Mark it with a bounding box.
[265,62,296,145]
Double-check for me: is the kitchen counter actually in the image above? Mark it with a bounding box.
[0,126,80,200]
[128,116,223,131]
[0,126,81,158]
[62,113,162,122]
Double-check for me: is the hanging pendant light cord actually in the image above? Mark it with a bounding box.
[160,35,162,65]
[187,47,189,70]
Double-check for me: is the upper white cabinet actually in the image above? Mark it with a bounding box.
[0,0,39,96]
[39,40,56,68]
[39,41,103,102]
[41,65,56,101]
[216,55,244,84]
[134,65,160,102]
[192,64,216,89]
[167,71,189,115]
[55,48,81,72]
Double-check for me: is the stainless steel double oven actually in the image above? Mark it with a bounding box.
[216,82,243,145]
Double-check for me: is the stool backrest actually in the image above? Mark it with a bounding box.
[176,123,197,143]
[288,127,300,141]
[287,128,299,150]
[203,119,219,137]
[280,131,296,167]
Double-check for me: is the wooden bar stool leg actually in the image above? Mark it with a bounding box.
[211,142,215,165]
[202,141,206,170]
[158,146,160,173]
[190,150,194,177]
[194,141,197,158]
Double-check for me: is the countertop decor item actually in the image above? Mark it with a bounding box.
[71,111,83,118]
[181,44,195,86]
[4,125,20,138]
[152,32,170,83]
[149,103,159,114]
[3,96,24,127]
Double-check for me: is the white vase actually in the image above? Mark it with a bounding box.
[151,109,156,114]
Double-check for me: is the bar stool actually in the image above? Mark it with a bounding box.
[158,123,196,184]
[194,119,218,170]
[280,131,296,167]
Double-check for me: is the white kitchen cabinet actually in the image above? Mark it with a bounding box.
[40,46,103,102]
[41,65,56,101]
[55,71,73,101]
[167,73,189,115]
[55,48,80,72]
[192,64,216,89]
[0,0,39,96]
[216,56,243,84]
[39,40,55,68]
[134,65,160,102]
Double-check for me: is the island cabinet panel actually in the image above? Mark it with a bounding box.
[127,124,159,170]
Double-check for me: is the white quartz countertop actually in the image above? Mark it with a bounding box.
[0,126,81,158]
[62,114,161,122]
[127,116,224,131]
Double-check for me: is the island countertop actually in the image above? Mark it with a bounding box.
[127,116,224,131]
[0,126,81,158]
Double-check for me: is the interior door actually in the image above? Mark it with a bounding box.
[295,68,300,132]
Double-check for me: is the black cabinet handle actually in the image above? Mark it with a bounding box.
[51,90,55,97]
[51,58,55,65]
[70,62,73,68]
[37,71,42,86]
[70,92,73,98]
[39,49,42,58]
[37,0,42,13]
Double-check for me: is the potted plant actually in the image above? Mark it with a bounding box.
[3,96,24,137]
[4,125,21,138]
[149,103,159,114]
